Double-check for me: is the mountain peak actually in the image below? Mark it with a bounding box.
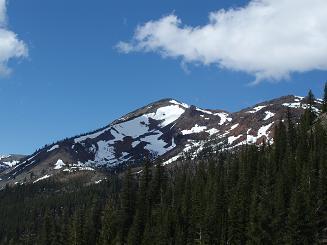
[112,98,189,125]
[0,94,323,187]
[147,98,190,108]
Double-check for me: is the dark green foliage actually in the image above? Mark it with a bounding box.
[1,90,327,244]
[323,82,327,113]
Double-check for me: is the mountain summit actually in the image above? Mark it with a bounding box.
[0,95,322,186]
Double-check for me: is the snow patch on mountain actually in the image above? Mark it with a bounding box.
[163,155,181,166]
[182,125,207,135]
[206,128,219,136]
[75,105,185,145]
[247,105,266,113]
[146,105,185,127]
[110,116,153,141]
[0,155,24,170]
[282,102,320,113]
[244,123,274,145]
[95,141,116,165]
[33,174,51,183]
[230,122,274,147]
[75,128,109,143]
[230,123,239,130]
[170,100,190,108]
[258,122,274,138]
[196,108,213,115]
[54,159,66,170]
[0,155,10,160]
[89,111,180,166]
[144,134,175,155]
[132,141,140,148]
[2,160,19,167]
[47,145,59,152]
[282,102,302,109]
[294,96,304,102]
[215,112,232,125]
[228,135,242,144]
[263,111,275,120]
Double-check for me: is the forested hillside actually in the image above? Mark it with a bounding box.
[1,89,327,244]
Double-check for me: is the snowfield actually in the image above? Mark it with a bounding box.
[215,112,232,125]
[0,155,10,160]
[47,145,59,152]
[182,124,207,135]
[263,111,275,120]
[54,159,66,170]
[247,105,266,113]
[74,104,185,166]
[33,175,51,183]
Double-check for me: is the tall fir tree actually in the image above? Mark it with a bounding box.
[128,161,152,245]
[119,168,136,244]
[98,200,118,245]
[323,82,327,113]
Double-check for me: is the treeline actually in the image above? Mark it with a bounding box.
[0,89,327,244]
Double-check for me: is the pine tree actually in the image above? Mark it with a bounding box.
[287,169,317,245]
[286,108,297,153]
[271,172,287,243]
[67,213,78,245]
[128,161,152,245]
[246,188,263,244]
[150,162,166,206]
[119,168,135,244]
[274,121,287,170]
[304,89,317,126]
[98,200,118,245]
[323,82,327,113]
[228,186,247,244]
[57,209,70,245]
[39,209,55,245]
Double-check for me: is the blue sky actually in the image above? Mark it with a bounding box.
[1,0,327,154]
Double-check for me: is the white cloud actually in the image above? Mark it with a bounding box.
[0,0,28,76]
[117,0,327,82]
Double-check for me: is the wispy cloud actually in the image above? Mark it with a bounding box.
[116,0,327,83]
[0,0,28,76]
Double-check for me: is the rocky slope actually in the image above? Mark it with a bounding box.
[0,155,25,172]
[0,95,322,186]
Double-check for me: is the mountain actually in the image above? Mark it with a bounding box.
[0,95,322,186]
[0,155,25,172]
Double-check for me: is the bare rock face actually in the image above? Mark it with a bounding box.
[0,95,322,186]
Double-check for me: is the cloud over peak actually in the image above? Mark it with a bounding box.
[117,0,327,82]
[0,0,28,76]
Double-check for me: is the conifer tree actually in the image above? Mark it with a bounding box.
[119,167,135,244]
[98,200,118,245]
[39,209,55,245]
[58,209,70,245]
[246,188,263,244]
[150,162,166,206]
[271,172,287,243]
[304,89,317,126]
[286,108,297,153]
[228,186,247,244]
[128,161,151,245]
[274,121,287,170]
[323,82,327,113]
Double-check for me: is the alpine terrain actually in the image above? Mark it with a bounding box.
[0,94,322,187]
